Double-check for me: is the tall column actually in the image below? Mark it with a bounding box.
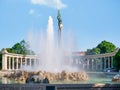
[32,59,33,67]
[12,57,14,70]
[87,59,89,70]
[111,56,114,68]
[20,58,22,69]
[108,57,110,68]
[91,59,94,71]
[16,58,18,70]
[78,59,81,64]
[95,59,98,71]
[25,58,27,66]
[2,54,8,70]
[82,59,85,69]
[2,54,5,70]
[100,58,103,71]
[9,57,11,70]
[104,57,106,69]
[30,59,31,67]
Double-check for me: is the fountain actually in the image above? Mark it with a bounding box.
[25,15,79,72]
[3,11,88,83]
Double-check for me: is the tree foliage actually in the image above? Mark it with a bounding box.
[6,40,35,55]
[86,48,100,55]
[97,40,116,54]
[86,40,116,55]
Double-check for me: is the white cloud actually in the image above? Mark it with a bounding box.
[29,9,35,15]
[30,0,67,9]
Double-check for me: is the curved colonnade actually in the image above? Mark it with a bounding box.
[1,48,119,71]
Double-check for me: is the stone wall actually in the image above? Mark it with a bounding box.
[0,84,120,90]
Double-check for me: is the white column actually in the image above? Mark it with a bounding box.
[87,59,89,70]
[99,58,102,71]
[2,54,7,70]
[12,57,14,70]
[82,59,85,69]
[108,57,110,68]
[20,58,22,69]
[91,59,94,71]
[16,58,18,70]
[2,54,5,70]
[31,59,34,66]
[111,57,113,68]
[25,58,27,66]
[95,59,98,71]
[9,57,11,70]
[30,59,31,67]
[104,57,106,69]
[33,58,36,66]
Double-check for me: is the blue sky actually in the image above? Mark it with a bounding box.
[0,0,120,51]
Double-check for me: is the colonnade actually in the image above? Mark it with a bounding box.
[83,56,114,71]
[2,49,38,70]
[73,49,118,71]
[1,48,118,71]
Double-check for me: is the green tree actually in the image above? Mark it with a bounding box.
[97,40,116,54]
[86,48,100,55]
[7,40,35,55]
[86,49,93,55]
[12,43,23,54]
[113,49,120,70]
[92,48,100,54]
[6,48,15,53]
[86,40,116,55]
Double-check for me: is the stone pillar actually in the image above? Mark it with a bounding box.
[2,54,6,70]
[25,58,27,66]
[16,58,18,70]
[30,58,31,67]
[82,60,85,69]
[111,56,114,68]
[100,58,103,71]
[100,59,102,71]
[104,57,106,69]
[86,59,89,70]
[32,59,34,66]
[108,57,110,68]
[2,49,8,70]
[2,54,7,70]
[91,59,94,71]
[20,58,22,69]
[2,55,5,70]
[12,57,14,70]
[95,59,98,71]
[9,57,11,70]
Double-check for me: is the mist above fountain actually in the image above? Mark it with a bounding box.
[26,16,78,72]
